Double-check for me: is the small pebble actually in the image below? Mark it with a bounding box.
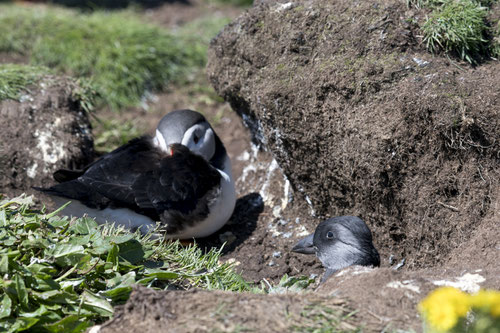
[272,251,282,258]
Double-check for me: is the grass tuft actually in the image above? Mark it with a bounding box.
[0,5,191,109]
[0,64,47,101]
[422,0,489,63]
[0,195,251,332]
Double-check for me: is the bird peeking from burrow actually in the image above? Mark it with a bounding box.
[292,216,380,283]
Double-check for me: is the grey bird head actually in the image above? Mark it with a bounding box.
[154,109,218,162]
[292,216,380,282]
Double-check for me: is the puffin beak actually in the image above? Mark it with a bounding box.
[291,233,316,254]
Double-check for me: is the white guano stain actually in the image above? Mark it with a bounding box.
[432,273,485,293]
[26,162,38,179]
[386,280,421,294]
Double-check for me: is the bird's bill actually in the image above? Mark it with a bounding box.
[291,233,316,254]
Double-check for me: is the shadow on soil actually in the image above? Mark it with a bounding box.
[198,192,263,254]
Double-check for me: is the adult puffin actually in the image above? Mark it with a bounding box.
[36,109,236,239]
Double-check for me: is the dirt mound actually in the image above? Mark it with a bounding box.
[98,285,359,333]
[207,0,500,271]
[0,75,94,198]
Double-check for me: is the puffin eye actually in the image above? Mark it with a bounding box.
[326,231,334,239]
[193,135,199,144]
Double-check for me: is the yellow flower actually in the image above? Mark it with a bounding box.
[418,287,470,331]
[470,289,500,317]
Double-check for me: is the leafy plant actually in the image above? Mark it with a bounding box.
[0,195,251,332]
[262,274,316,294]
[422,0,488,63]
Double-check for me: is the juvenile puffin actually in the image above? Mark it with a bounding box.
[36,109,236,239]
[292,216,380,282]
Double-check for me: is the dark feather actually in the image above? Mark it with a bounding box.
[36,138,222,234]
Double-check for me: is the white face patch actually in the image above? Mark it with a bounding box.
[181,123,215,160]
[154,129,169,153]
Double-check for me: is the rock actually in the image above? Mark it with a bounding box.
[0,75,94,198]
[207,0,500,271]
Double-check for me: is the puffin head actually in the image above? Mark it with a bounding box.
[292,216,380,282]
[154,109,217,161]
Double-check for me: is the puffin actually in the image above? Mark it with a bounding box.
[292,216,380,283]
[35,109,236,239]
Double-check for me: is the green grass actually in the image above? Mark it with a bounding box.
[422,0,489,63]
[0,64,97,112]
[93,118,144,153]
[407,0,500,63]
[0,5,196,109]
[0,64,48,101]
[0,5,233,109]
[0,195,251,332]
[171,15,232,82]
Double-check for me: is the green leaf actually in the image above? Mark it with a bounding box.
[18,304,49,318]
[106,244,119,271]
[145,269,179,280]
[44,314,91,333]
[0,209,6,227]
[67,235,92,246]
[81,290,113,317]
[14,274,29,310]
[6,317,39,333]
[33,276,61,292]
[32,290,78,304]
[45,243,87,267]
[102,271,136,302]
[0,294,12,319]
[59,279,85,291]
[46,243,85,259]
[27,263,58,276]
[0,255,8,275]
[69,218,98,235]
[108,234,134,244]
[101,285,132,302]
[118,240,145,264]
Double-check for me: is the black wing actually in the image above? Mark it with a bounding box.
[36,139,222,233]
